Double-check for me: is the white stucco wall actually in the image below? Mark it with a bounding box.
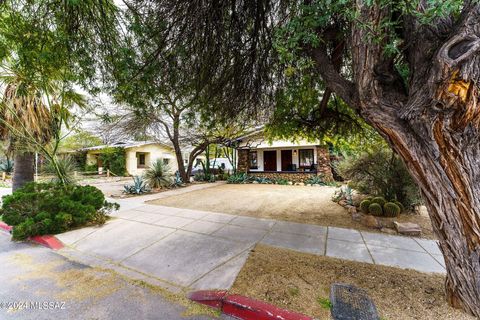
[125,144,177,176]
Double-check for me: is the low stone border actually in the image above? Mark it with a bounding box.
[188,290,314,320]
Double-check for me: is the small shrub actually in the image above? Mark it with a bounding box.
[143,159,171,189]
[84,164,98,174]
[275,178,289,185]
[371,196,386,207]
[99,147,127,176]
[359,200,371,213]
[368,203,383,216]
[384,202,401,217]
[194,172,205,181]
[305,175,325,185]
[1,182,119,240]
[227,173,253,184]
[394,200,405,213]
[317,297,332,310]
[255,177,274,184]
[124,176,150,194]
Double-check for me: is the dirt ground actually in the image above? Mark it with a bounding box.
[149,184,435,239]
[230,244,473,320]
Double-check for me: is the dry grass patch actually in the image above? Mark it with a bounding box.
[148,184,435,239]
[230,244,473,320]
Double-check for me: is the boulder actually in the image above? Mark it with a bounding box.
[346,206,357,214]
[288,181,293,185]
[351,212,363,222]
[338,200,348,207]
[394,222,422,236]
[362,215,379,229]
[252,181,259,184]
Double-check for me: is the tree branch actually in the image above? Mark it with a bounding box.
[310,45,357,108]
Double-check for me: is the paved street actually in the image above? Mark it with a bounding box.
[55,198,445,294]
[0,232,230,320]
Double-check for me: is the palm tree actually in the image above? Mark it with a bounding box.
[0,66,53,191]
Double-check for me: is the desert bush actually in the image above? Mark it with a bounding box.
[255,177,274,184]
[337,146,421,208]
[1,182,119,240]
[368,203,383,216]
[43,156,77,185]
[227,173,254,184]
[98,147,127,176]
[305,175,325,185]
[383,202,401,217]
[144,159,171,188]
[275,178,289,185]
[359,200,371,213]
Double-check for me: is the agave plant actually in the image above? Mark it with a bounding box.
[170,171,185,188]
[124,176,150,194]
[143,159,171,189]
[0,159,14,174]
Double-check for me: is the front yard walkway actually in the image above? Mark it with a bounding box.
[56,200,445,294]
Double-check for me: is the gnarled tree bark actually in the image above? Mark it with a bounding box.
[311,0,480,316]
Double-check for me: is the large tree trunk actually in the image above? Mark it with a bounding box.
[12,152,34,192]
[311,1,480,315]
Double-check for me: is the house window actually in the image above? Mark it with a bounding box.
[298,149,314,169]
[163,158,170,166]
[249,151,258,169]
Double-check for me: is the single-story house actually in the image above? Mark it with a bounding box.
[235,128,334,183]
[81,141,200,176]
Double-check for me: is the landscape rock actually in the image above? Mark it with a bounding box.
[362,215,379,229]
[338,200,347,207]
[252,181,259,184]
[380,228,397,235]
[351,212,363,222]
[295,182,305,186]
[346,206,357,214]
[288,181,293,185]
[394,222,422,236]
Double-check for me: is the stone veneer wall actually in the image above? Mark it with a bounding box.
[248,171,317,183]
[316,147,334,182]
[237,149,250,173]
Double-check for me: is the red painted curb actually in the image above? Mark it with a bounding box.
[188,290,314,320]
[30,235,64,250]
[0,221,12,233]
[187,290,228,308]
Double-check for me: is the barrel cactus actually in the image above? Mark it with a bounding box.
[383,202,401,217]
[394,201,405,213]
[371,196,386,207]
[360,200,371,213]
[368,203,383,216]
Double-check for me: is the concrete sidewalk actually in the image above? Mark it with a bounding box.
[56,201,445,294]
